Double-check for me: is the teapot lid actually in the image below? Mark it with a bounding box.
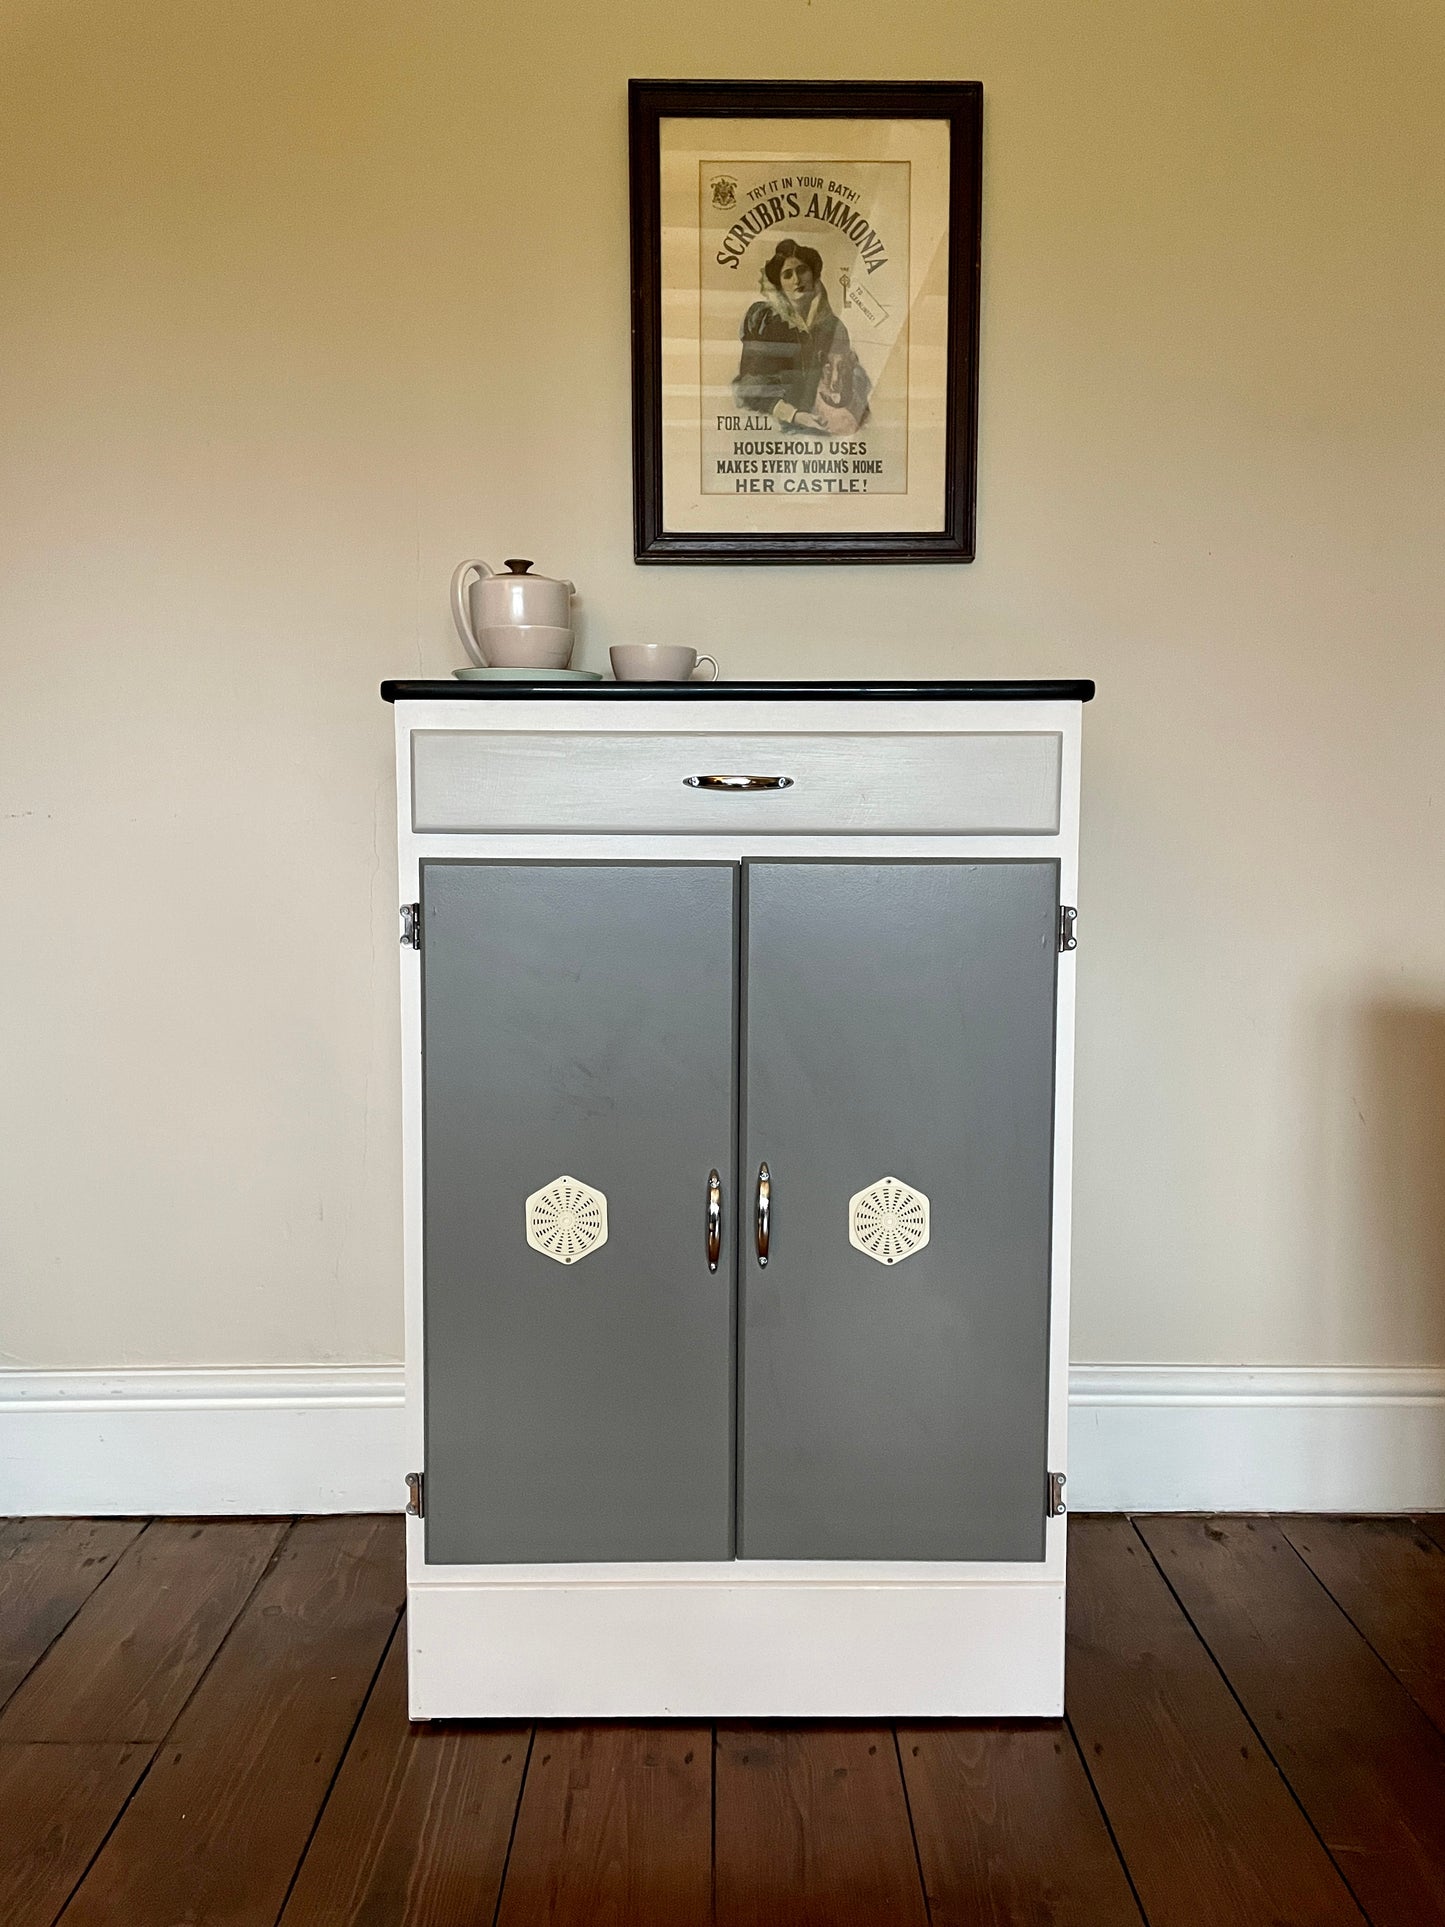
[495,557,573,592]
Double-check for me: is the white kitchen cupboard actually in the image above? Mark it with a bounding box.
[385,678,1091,1718]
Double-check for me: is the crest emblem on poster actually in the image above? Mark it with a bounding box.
[709,175,738,210]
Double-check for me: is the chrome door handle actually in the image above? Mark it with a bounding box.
[706,1168,722,1272]
[755,1162,771,1267]
[684,774,795,792]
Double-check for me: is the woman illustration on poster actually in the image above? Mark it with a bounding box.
[733,238,870,435]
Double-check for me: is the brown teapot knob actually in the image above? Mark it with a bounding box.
[503,558,533,574]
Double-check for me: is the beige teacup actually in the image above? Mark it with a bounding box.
[610,644,719,683]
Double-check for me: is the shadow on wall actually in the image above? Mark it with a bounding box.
[1305,998,1445,1361]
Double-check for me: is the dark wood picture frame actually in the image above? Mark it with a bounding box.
[629,79,982,565]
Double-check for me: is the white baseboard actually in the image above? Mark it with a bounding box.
[0,1368,405,1515]
[2,1364,1443,1517]
[1069,1365,1445,1513]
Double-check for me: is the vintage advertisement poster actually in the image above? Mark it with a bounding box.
[657,116,954,540]
[699,160,910,497]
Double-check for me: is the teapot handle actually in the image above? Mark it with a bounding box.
[450,559,494,667]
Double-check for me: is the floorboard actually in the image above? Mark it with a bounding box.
[279,1617,528,1926]
[1418,1513,1445,1555]
[0,1520,144,1711]
[1065,1515,1366,1927]
[1282,1515,1445,1734]
[58,1516,403,1927]
[1140,1513,1445,1927]
[0,1742,151,1927]
[9,1512,1445,1925]
[0,1518,285,1743]
[714,1725,929,1926]
[496,1723,711,1927]
[898,1721,1143,1927]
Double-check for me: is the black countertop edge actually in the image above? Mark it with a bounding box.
[381,678,1095,703]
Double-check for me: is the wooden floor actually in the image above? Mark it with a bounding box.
[2,1516,1444,1924]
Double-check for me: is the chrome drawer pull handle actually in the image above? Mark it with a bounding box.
[684,774,795,792]
[706,1169,722,1273]
[755,1162,771,1267]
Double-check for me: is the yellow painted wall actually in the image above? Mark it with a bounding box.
[2,0,1443,1367]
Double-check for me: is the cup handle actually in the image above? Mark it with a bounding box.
[450,560,493,667]
[694,655,720,682]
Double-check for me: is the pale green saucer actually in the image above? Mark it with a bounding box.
[453,666,602,682]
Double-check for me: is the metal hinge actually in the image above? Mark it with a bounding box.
[405,1470,425,1517]
[400,903,421,950]
[1047,1470,1067,1517]
[1058,905,1078,953]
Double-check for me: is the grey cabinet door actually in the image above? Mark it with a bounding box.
[421,862,737,1564]
[739,862,1058,1562]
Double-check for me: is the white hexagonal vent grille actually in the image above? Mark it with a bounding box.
[525,1175,608,1265]
[848,1175,930,1266]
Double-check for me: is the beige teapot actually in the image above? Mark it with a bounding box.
[450,557,576,669]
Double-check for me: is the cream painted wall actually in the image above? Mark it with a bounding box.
[2,0,1443,1370]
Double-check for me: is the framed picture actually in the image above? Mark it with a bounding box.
[629,79,982,565]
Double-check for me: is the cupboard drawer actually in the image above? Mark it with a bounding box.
[411,730,1062,834]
